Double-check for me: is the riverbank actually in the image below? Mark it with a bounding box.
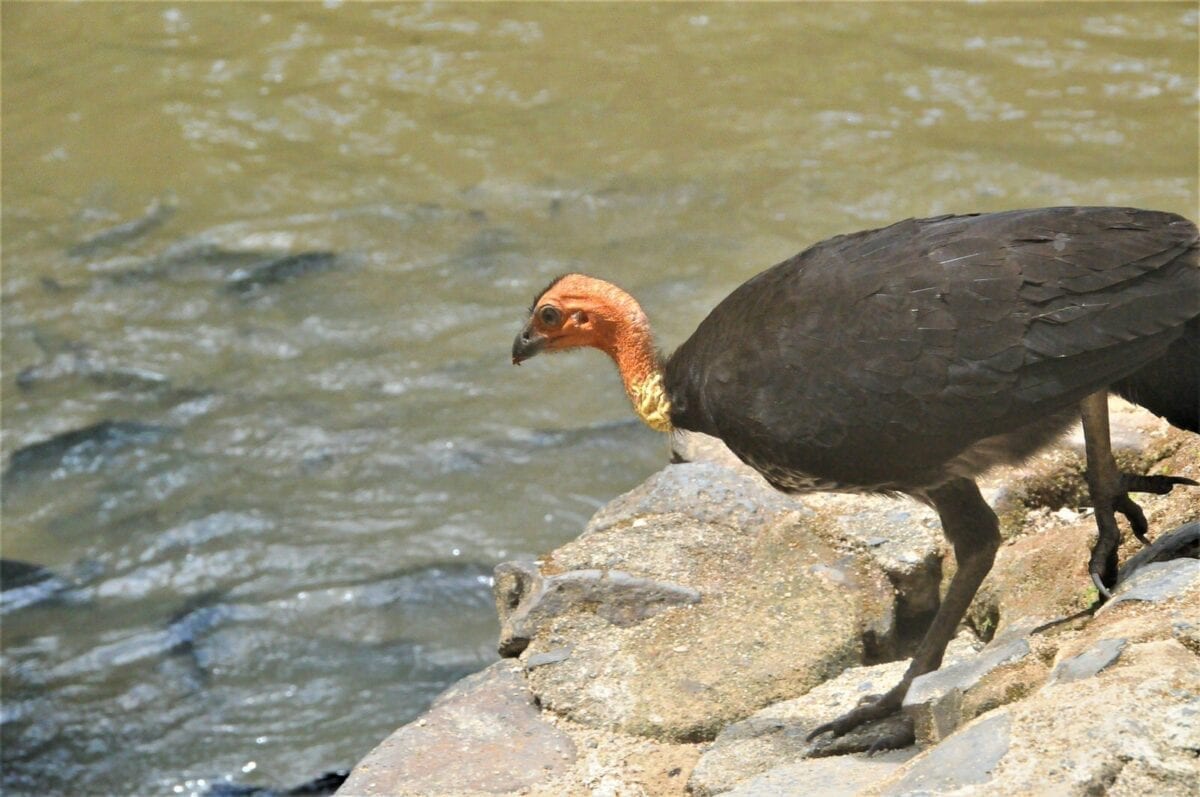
[338,398,1199,796]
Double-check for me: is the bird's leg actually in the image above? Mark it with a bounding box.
[1080,393,1123,597]
[807,478,999,754]
[1079,392,1197,597]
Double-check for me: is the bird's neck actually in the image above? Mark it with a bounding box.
[602,311,673,433]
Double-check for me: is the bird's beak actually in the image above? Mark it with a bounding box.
[512,322,546,365]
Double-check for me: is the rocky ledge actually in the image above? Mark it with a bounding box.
[337,400,1199,796]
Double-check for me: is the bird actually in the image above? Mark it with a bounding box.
[511,206,1199,750]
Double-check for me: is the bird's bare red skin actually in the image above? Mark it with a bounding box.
[522,274,668,425]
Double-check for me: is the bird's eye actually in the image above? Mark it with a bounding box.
[538,305,562,326]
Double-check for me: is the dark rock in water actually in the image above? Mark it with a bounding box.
[17,349,170,394]
[3,420,171,483]
[1,559,55,591]
[68,197,176,257]
[283,771,350,796]
[203,769,349,797]
[0,559,72,613]
[165,589,233,668]
[225,252,338,293]
[102,242,287,286]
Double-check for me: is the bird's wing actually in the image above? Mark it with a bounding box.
[670,208,1198,485]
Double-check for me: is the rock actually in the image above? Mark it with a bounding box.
[907,546,1199,747]
[2,421,172,485]
[670,429,747,469]
[689,632,979,795]
[336,660,575,796]
[721,749,917,797]
[1104,558,1200,609]
[68,195,176,257]
[521,462,895,743]
[1048,637,1126,684]
[0,559,56,591]
[493,561,701,657]
[0,559,73,613]
[205,769,348,796]
[800,492,943,650]
[868,639,1200,796]
[225,252,339,293]
[15,344,171,393]
[688,659,912,796]
[581,460,815,538]
[902,630,1040,746]
[875,712,1011,795]
[1118,522,1199,582]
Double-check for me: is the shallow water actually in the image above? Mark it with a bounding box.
[1,2,1196,794]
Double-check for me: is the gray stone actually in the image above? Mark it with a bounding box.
[902,635,1030,744]
[670,429,748,470]
[1102,558,1200,611]
[494,561,700,657]
[1119,522,1199,582]
[1048,637,1126,684]
[336,660,575,796]
[688,659,914,796]
[583,461,814,538]
[723,749,917,797]
[877,711,1011,796]
[526,646,573,668]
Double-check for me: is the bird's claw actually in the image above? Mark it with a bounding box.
[806,702,914,758]
[1116,474,1196,544]
[805,688,905,743]
[1090,471,1196,593]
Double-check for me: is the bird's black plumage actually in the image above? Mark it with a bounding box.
[664,207,1199,493]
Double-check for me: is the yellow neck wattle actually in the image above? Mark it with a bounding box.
[627,372,673,433]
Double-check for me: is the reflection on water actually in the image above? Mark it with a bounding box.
[1,2,1195,794]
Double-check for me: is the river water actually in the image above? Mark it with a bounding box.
[1,3,1195,794]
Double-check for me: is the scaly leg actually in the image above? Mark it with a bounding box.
[807,478,1000,753]
[1079,392,1196,597]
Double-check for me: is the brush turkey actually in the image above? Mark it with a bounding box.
[511,206,1199,749]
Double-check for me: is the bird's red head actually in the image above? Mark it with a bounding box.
[511,273,647,365]
[511,273,672,431]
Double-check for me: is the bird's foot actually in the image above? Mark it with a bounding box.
[805,686,914,757]
[1112,473,1197,544]
[1089,472,1198,597]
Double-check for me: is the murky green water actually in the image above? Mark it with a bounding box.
[2,2,1195,794]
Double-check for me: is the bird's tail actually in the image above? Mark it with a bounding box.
[1110,316,1199,432]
